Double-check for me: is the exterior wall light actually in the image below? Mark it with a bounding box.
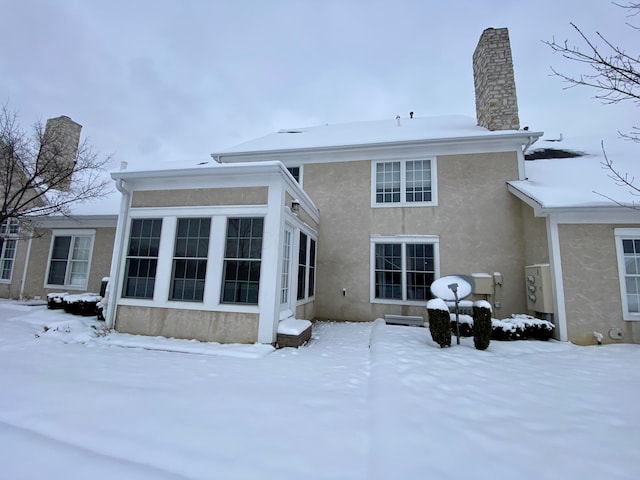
[291,199,300,213]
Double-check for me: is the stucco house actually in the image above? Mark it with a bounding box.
[103,27,543,344]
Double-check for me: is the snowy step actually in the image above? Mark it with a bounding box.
[384,314,425,327]
[276,318,312,348]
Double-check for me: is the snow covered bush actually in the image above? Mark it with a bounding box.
[491,314,554,341]
[472,301,492,350]
[427,299,451,348]
[47,292,68,310]
[450,315,473,337]
[62,293,102,316]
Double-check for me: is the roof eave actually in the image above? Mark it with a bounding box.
[212,130,544,161]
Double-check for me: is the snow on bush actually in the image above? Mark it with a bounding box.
[426,298,448,311]
[427,303,451,348]
[473,303,492,350]
[442,312,554,341]
[492,314,554,341]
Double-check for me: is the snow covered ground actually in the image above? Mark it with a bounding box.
[1,300,639,480]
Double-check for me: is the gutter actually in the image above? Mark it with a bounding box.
[210,130,544,161]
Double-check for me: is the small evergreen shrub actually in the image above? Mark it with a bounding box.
[427,299,451,348]
[473,302,492,350]
[450,315,473,337]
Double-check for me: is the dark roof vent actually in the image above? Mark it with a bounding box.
[525,148,585,160]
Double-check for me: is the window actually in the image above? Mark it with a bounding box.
[615,229,640,320]
[296,232,317,301]
[0,219,19,282]
[297,233,307,300]
[308,238,316,297]
[287,166,301,183]
[222,217,264,304]
[170,218,210,302]
[46,232,94,288]
[0,218,19,235]
[123,219,162,299]
[373,159,435,206]
[281,228,292,304]
[372,237,439,303]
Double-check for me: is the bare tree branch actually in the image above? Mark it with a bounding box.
[544,3,640,141]
[0,103,113,238]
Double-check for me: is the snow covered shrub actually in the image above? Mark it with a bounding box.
[491,314,554,341]
[450,315,473,337]
[473,301,492,350]
[62,293,102,316]
[427,299,451,348]
[47,292,68,310]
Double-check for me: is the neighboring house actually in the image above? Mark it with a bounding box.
[509,136,640,345]
[0,116,118,301]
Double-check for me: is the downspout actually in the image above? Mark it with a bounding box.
[105,177,131,329]
[522,135,536,155]
[517,135,537,181]
[546,215,568,341]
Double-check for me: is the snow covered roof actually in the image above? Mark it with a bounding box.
[509,134,640,211]
[215,115,535,156]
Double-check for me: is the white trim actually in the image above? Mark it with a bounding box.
[547,216,568,341]
[44,230,96,291]
[614,228,640,321]
[129,205,268,217]
[214,132,542,165]
[371,157,438,208]
[369,235,440,305]
[508,183,640,223]
[19,236,33,299]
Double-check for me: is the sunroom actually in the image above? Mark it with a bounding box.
[106,161,319,344]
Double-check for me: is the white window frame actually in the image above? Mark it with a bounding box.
[614,228,640,321]
[286,165,303,186]
[370,235,440,305]
[371,158,437,208]
[44,229,95,290]
[295,229,317,304]
[0,219,20,283]
[280,226,293,305]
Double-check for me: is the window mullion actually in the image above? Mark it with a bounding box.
[400,162,407,205]
[401,242,407,301]
[64,236,75,286]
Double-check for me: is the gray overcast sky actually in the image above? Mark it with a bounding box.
[1,0,636,169]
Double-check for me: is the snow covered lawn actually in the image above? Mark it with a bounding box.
[1,300,639,479]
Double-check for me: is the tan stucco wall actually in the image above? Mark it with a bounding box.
[21,227,115,298]
[296,300,315,321]
[304,152,527,322]
[115,305,259,343]
[558,224,640,345]
[521,203,549,265]
[131,187,268,207]
[285,191,319,230]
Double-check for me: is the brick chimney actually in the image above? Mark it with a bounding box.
[472,28,520,131]
[37,115,82,192]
